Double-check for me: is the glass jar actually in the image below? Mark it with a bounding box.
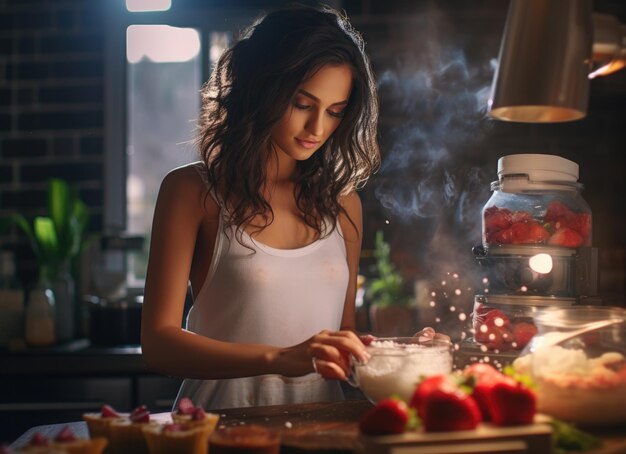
[513,306,626,426]
[25,277,56,347]
[471,294,574,352]
[482,154,592,249]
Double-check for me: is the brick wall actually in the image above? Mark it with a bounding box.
[0,0,105,283]
[1,0,625,305]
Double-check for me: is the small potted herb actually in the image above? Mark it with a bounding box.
[366,230,418,336]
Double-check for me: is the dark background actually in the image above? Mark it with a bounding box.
[1,0,625,312]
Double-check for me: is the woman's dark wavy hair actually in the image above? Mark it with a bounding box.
[197,4,380,242]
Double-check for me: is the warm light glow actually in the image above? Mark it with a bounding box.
[127,25,200,63]
[529,253,553,274]
[126,0,171,12]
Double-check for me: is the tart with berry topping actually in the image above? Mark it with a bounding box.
[107,405,159,454]
[171,398,219,431]
[83,404,124,439]
[15,432,64,453]
[143,422,214,454]
[17,427,107,454]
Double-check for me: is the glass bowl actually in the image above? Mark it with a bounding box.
[513,306,626,426]
[348,337,453,404]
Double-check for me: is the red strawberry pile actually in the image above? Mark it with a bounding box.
[484,201,591,248]
[358,364,536,435]
[473,305,538,351]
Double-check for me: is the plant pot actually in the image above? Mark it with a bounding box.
[369,305,420,337]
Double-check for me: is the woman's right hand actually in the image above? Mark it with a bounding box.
[278,330,371,381]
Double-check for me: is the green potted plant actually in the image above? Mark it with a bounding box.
[10,178,89,342]
[366,230,418,336]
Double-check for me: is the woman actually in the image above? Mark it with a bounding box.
[141,4,380,410]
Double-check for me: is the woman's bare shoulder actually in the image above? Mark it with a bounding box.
[338,191,362,241]
[158,162,219,217]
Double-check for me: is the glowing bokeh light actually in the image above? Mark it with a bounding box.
[529,253,553,274]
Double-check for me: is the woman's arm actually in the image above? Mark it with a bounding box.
[141,168,368,381]
[338,190,363,332]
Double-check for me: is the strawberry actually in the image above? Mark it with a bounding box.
[487,379,536,426]
[130,404,150,423]
[192,407,206,420]
[544,200,572,223]
[29,432,49,446]
[474,309,513,350]
[568,212,591,241]
[55,426,78,442]
[463,364,502,421]
[358,398,410,435]
[101,404,121,418]
[410,374,481,432]
[177,397,195,415]
[517,220,550,244]
[510,221,530,244]
[488,227,514,245]
[409,375,448,416]
[421,387,481,432]
[463,364,536,427]
[484,207,512,231]
[548,227,583,248]
[512,321,538,349]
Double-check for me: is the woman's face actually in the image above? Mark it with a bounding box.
[271,63,352,162]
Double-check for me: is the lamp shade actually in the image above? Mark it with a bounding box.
[488,0,593,123]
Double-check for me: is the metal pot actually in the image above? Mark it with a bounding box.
[86,295,143,346]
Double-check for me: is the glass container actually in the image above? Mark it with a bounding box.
[513,306,626,426]
[348,337,452,403]
[482,154,592,249]
[471,294,575,352]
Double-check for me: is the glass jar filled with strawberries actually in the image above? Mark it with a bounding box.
[482,154,592,249]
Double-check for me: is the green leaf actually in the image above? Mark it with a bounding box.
[10,214,40,259]
[550,419,602,453]
[49,178,72,239]
[34,217,59,262]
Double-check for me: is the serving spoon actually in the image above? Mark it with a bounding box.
[542,318,625,347]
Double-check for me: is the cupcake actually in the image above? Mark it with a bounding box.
[83,404,124,439]
[107,405,159,454]
[171,398,219,431]
[16,427,107,454]
[143,422,214,454]
[15,432,65,453]
[50,427,107,454]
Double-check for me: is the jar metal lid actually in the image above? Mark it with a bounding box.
[474,294,576,307]
[498,154,579,182]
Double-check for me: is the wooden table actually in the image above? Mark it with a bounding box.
[10,399,626,453]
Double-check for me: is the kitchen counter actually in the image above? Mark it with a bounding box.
[9,400,626,453]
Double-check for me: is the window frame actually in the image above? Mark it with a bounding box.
[103,4,252,281]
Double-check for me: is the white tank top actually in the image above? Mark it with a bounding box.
[175,193,349,410]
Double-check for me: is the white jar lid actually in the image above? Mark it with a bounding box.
[498,154,579,182]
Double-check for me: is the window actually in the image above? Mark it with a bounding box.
[104,5,245,287]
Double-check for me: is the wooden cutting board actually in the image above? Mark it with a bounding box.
[217,402,555,454]
[359,417,553,454]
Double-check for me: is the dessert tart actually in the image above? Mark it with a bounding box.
[107,405,159,454]
[143,422,214,454]
[82,404,124,439]
[171,398,219,431]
